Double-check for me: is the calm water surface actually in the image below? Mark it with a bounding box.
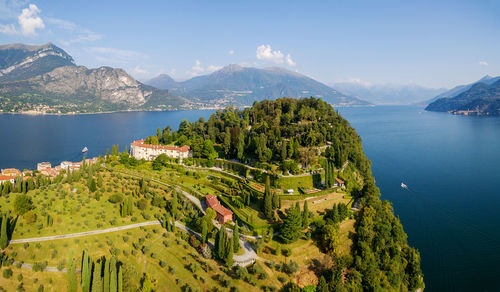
[2,106,500,291]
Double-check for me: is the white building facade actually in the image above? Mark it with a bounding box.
[130,139,192,161]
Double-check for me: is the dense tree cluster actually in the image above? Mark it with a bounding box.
[214,224,234,267]
[67,250,129,292]
[150,97,370,175]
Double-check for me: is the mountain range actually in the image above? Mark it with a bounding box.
[0,42,369,114]
[426,76,500,115]
[332,82,447,105]
[0,43,184,113]
[145,64,369,107]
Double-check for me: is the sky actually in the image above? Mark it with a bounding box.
[1,0,499,88]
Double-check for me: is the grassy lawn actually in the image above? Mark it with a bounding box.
[0,266,66,292]
[280,191,349,215]
[0,169,172,240]
[339,219,355,256]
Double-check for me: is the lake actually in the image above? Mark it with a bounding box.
[2,106,500,291]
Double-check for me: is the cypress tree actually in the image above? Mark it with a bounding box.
[263,176,273,219]
[0,213,8,249]
[317,276,328,292]
[103,258,110,292]
[66,250,77,292]
[118,266,123,292]
[81,250,91,292]
[302,201,309,228]
[106,148,110,159]
[225,235,234,267]
[110,257,117,292]
[233,222,240,253]
[92,260,103,292]
[201,220,208,243]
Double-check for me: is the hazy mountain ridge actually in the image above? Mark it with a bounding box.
[333,82,447,105]
[425,75,500,105]
[146,64,369,107]
[426,78,500,115]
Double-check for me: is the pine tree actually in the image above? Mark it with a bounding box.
[302,201,309,228]
[66,250,77,292]
[233,222,240,253]
[92,260,103,292]
[0,213,8,249]
[280,204,303,243]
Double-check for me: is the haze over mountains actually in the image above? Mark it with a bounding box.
[333,82,447,105]
[145,64,369,107]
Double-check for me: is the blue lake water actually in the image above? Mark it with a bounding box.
[1,106,500,291]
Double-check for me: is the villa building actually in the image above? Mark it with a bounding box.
[205,194,233,224]
[37,162,52,171]
[0,175,15,185]
[130,139,192,161]
[335,178,345,188]
[1,168,21,177]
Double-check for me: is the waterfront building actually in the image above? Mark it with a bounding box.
[130,139,192,161]
[1,168,21,177]
[37,162,52,171]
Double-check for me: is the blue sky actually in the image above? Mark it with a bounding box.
[1,0,499,88]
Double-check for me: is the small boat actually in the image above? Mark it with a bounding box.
[82,147,88,153]
[401,182,408,189]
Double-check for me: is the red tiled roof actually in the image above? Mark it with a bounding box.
[213,204,233,217]
[131,139,191,152]
[0,175,15,181]
[205,194,233,217]
[335,178,344,184]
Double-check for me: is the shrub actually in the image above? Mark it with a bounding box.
[108,193,123,204]
[2,269,13,279]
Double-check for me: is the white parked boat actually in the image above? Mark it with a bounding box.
[401,182,408,189]
[82,147,88,153]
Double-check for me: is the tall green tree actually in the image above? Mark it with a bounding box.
[81,250,91,292]
[223,127,231,157]
[0,212,8,249]
[103,258,110,292]
[66,250,77,292]
[118,266,123,292]
[233,222,240,253]
[110,257,117,292]
[280,204,303,243]
[91,260,103,292]
[302,201,310,228]
[263,176,273,219]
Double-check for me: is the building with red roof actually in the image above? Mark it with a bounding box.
[205,194,233,224]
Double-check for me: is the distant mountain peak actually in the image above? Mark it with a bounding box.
[218,64,243,73]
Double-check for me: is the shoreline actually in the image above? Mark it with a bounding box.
[0,104,374,116]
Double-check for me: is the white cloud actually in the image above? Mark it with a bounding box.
[228,49,235,55]
[479,61,488,66]
[18,3,44,36]
[0,3,45,36]
[131,65,148,75]
[46,17,77,31]
[87,46,147,64]
[0,23,16,34]
[285,54,296,67]
[187,60,222,77]
[335,78,372,86]
[256,44,284,64]
[256,44,296,67]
